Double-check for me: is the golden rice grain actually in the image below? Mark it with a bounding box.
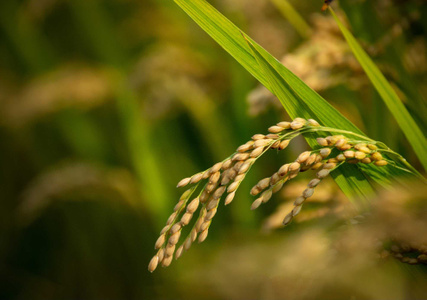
[374,160,388,166]
[224,192,235,205]
[268,125,286,133]
[292,205,303,216]
[308,178,321,188]
[251,197,263,210]
[166,212,178,225]
[186,197,200,213]
[344,150,355,158]
[168,231,181,245]
[306,154,318,165]
[270,173,281,185]
[289,162,301,173]
[227,181,240,193]
[271,141,280,149]
[339,144,352,150]
[212,186,226,199]
[278,164,290,177]
[320,148,331,158]
[316,138,328,147]
[170,223,181,235]
[261,190,273,203]
[277,121,291,129]
[155,234,166,249]
[200,190,210,203]
[190,173,203,184]
[198,229,209,243]
[221,170,236,186]
[232,153,250,161]
[326,135,338,145]
[297,151,311,163]
[165,244,176,257]
[148,256,159,273]
[272,182,284,193]
[199,220,210,232]
[303,188,315,198]
[257,177,271,190]
[279,139,290,150]
[250,146,264,158]
[283,213,293,226]
[202,169,211,180]
[254,139,273,148]
[354,151,366,160]
[290,120,304,130]
[184,237,192,251]
[161,255,173,268]
[251,134,265,140]
[174,200,185,212]
[317,169,330,179]
[206,181,219,194]
[311,162,324,170]
[209,171,221,184]
[160,225,169,235]
[294,196,305,206]
[157,248,165,262]
[207,198,220,210]
[222,159,233,170]
[233,161,244,172]
[238,160,253,174]
[336,154,346,161]
[307,119,320,126]
[175,245,184,260]
[323,163,336,169]
[335,139,347,149]
[180,212,193,225]
[237,142,254,153]
[177,177,191,188]
[211,162,223,173]
[371,152,383,161]
[250,186,261,196]
[361,157,372,164]
[205,208,217,220]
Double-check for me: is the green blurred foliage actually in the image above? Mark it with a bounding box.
[0,0,426,299]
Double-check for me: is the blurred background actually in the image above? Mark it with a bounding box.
[0,0,426,299]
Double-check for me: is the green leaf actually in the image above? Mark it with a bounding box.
[243,35,376,200]
[173,0,412,200]
[329,8,427,171]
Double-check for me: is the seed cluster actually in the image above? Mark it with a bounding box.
[250,133,389,226]
[383,243,427,265]
[149,117,392,272]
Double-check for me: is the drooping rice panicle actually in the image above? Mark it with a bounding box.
[149,117,417,272]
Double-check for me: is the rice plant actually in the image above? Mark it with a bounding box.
[149,0,426,272]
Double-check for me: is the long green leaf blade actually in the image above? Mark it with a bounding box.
[330,8,427,171]
[244,35,375,199]
[173,0,413,200]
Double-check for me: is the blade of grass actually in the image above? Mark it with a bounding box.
[329,8,427,171]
